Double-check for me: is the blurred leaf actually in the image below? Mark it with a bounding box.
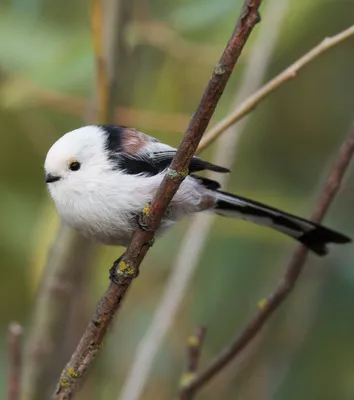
[11,0,43,17]
[169,0,242,32]
[0,76,35,109]
[0,187,37,251]
[0,9,92,92]
[28,201,60,290]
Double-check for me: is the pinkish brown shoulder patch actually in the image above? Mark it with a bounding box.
[121,128,150,154]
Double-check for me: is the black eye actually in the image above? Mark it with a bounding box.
[69,161,81,171]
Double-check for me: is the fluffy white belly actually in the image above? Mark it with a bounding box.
[49,172,211,246]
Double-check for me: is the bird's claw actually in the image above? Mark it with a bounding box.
[136,213,151,232]
[109,257,122,284]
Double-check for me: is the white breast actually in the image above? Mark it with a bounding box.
[49,170,158,245]
[49,171,212,246]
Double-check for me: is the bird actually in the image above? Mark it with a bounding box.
[44,125,351,262]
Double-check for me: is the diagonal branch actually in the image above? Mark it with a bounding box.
[53,1,262,398]
[180,123,354,396]
[197,24,354,154]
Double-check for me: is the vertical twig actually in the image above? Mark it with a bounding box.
[104,0,132,120]
[179,327,207,400]
[53,2,262,399]
[92,0,108,123]
[180,123,354,397]
[7,322,23,400]
[119,1,288,398]
[93,0,133,122]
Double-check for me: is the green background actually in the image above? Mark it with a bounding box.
[1,0,354,398]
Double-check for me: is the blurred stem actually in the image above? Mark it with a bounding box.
[21,1,129,399]
[179,327,207,400]
[92,0,108,123]
[7,322,23,400]
[119,2,288,399]
[197,23,354,153]
[105,0,130,121]
[93,0,133,122]
[21,226,93,400]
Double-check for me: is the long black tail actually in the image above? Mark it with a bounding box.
[214,191,351,255]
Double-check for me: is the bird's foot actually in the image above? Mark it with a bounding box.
[109,256,122,284]
[136,203,152,232]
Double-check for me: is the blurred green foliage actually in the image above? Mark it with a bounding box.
[1,0,354,399]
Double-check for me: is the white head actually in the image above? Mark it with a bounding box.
[44,126,112,185]
[43,125,164,246]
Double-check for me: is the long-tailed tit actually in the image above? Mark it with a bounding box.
[44,125,351,264]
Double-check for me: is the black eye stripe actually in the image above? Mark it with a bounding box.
[69,161,81,171]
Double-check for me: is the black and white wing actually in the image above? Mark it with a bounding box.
[101,125,229,177]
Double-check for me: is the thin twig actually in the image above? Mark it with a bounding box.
[7,322,23,400]
[180,123,354,396]
[185,328,207,379]
[197,24,354,153]
[92,0,108,123]
[179,327,207,400]
[104,0,133,119]
[53,2,262,398]
[119,1,288,398]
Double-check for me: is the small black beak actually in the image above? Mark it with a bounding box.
[45,173,61,183]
